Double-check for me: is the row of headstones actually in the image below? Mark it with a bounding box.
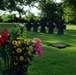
[20,20,66,35]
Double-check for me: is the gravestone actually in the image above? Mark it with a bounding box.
[48,20,55,34]
[56,20,66,35]
[40,19,47,33]
[32,21,39,32]
[26,21,32,31]
[48,43,70,49]
[51,43,66,48]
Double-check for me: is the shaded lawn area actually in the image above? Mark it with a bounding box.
[0,23,15,30]
[0,23,76,75]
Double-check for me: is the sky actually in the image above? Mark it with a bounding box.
[55,0,62,3]
[0,3,40,17]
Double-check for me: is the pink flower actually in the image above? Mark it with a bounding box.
[0,29,8,44]
[33,38,43,55]
[33,38,42,46]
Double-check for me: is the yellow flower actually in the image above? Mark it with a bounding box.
[26,47,30,50]
[15,56,18,60]
[24,39,29,45]
[13,46,16,48]
[28,51,32,56]
[27,57,30,62]
[16,37,22,40]
[12,40,17,45]
[13,62,18,65]
[12,51,15,54]
[19,56,24,61]
[16,48,22,53]
[15,41,21,46]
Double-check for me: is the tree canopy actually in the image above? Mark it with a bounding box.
[0,0,76,24]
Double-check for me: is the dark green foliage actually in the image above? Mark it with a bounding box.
[0,0,5,10]
[39,0,57,22]
[62,0,76,24]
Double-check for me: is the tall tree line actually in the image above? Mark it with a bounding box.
[0,0,76,24]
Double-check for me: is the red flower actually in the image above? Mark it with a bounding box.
[0,29,8,44]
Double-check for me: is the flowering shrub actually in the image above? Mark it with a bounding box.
[0,25,43,75]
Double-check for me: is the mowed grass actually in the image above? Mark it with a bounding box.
[0,23,76,75]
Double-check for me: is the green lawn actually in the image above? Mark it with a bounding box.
[0,23,76,75]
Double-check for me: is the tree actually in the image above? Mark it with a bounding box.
[1,14,11,22]
[0,0,38,19]
[0,0,6,10]
[56,3,63,19]
[62,5,75,23]
[62,0,76,23]
[62,0,76,9]
[38,0,57,22]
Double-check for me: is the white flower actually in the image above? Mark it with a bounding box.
[19,23,25,28]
